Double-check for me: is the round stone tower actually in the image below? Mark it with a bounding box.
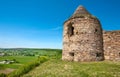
[62,6,104,62]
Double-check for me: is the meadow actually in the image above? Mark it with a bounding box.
[0,49,120,77]
[0,49,61,76]
[0,56,37,69]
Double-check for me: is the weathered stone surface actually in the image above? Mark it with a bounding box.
[62,5,120,62]
[62,6,104,62]
[103,31,120,61]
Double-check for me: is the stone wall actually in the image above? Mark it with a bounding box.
[62,5,120,62]
[103,31,120,61]
[62,17,104,62]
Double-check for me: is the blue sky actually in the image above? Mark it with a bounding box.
[0,0,120,48]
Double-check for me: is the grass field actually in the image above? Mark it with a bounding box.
[23,59,120,77]
[1,49,120,77]
[0,49,61,70]
[0,49,62,75]
[0,56,38,70]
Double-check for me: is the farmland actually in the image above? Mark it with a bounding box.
[0,56,37,69]
[0,49,62,75]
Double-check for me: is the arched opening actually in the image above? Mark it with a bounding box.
[67,23,74,37]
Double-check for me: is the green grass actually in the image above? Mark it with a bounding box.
[23,59,120,77]
[0,56,38,69]
[8,56,48,77]
[0,64,5,69]
[0,56,37,63]
[1,49,120,77]
[0,49,62,70]
[0,64,21,69]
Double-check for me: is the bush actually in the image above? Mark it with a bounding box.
[8,56,48,77]
[38,56,48,63]
[0,73,6,77]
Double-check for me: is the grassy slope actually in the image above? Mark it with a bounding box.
[23,59,120,77]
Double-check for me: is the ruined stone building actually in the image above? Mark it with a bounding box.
[103,31,120,61]
[62,6,120,62]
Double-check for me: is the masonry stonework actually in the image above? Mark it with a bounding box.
[62,6,120,62]
[103,31,120,61]
[62,6,104,62]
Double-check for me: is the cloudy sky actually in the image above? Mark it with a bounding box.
[0,0,120,48]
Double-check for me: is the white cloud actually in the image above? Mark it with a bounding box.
[51,26,62,31]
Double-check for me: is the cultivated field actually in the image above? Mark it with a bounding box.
[0,49,61,76]
[0,56,37,74]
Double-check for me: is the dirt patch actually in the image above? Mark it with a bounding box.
[0,68,15,74]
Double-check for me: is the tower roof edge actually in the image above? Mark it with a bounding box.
[73,5,90,15]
